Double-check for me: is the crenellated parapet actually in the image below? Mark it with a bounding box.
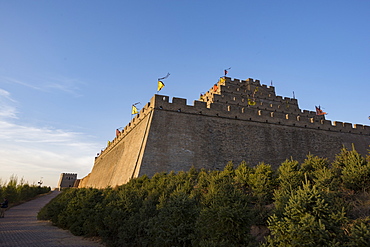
[58,173,78,190]
[61,173,77,176]
[81,76,370,189]
[201,77,301,114]
[149,94,370,135]
[97,77,370,160]
[96,101,155,160]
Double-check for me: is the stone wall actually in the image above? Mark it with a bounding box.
[137,100,369,178]
[79,77,370,188]
[58,173,77,190]
[80,109,153,188]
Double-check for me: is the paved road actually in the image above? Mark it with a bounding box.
[0,191,104,247]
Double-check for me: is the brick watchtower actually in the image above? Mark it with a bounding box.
[57,173,77,190]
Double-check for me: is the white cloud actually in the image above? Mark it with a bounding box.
[1,75,85,97]
[1,77,43,91]
[0,119,99,188]
[0,88,15,101]
[0,88,98,188]
[0,89,18,119]
[44,76,85,97]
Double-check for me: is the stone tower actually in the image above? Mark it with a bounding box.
[57,173,77,190]
[79,77,370,188]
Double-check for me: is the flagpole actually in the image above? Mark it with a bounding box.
[131,102,140,120]
[224,67,231,77]
[157,73,169,94]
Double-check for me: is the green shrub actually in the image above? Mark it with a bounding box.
[333,147,370,191]
[248,163,276,204]
[147,189,200,246]
[194,166,256,246]
[273,158,303,216]
[37,148,370,246]
[347,219,370,246]
[265,180,348,246]
[0,175,50,206]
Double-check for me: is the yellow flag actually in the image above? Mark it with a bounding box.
[248,99,256,106]
[218,77,225,84]
[132,105,138,114]
[157,80,165,92]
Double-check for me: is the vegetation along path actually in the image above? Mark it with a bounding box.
[0,190,103,247]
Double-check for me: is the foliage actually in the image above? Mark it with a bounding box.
[38,147,370,246]
[0,175,50,206]
[194,164,255,246]
[265,180,347,246]
[301,154,337,190]
[147,189,199,246]
[333,147,370,191]
[248,162,276,204]
[273,158,303,216]
[347,219,370,247]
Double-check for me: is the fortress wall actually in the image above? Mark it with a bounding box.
[149,95,370,135]
[58,173,77,189]
[134,95,370,176]
[78,173,90,188]
[220,83,277,96]
[210,94,300,113]
[80,93,370,188]
[212,91,300,114]
[81,108,154,188]
[137,105,370,178]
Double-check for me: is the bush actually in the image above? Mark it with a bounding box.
[273,158,303,216]
[347,219,370,246]
[37,148,370,246]
[265,180,347,246]
[248,163,276,204]
[194,166,256,246]
[0,175,50,206]
[147,189,199,246]
[332,146,370,191]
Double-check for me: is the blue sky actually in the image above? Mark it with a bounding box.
[1,1,369,188]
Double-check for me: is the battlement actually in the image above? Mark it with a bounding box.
[58,173,78,190]
[200,77,300,115]
[95,100,155,159]
[60,173,77,176]
[149,94,370,135]
[81,75,370,189]
[96,77,370,160]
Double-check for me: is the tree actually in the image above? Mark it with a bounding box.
[248,162,276,204]
[265,180,347,246]
[273,158,303,215]
[147,189,200,246]
[347,220,370,247]
[234,161,253,190]
[194,165,256,246]
[333,146,370,191]
[301,154,339,193]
